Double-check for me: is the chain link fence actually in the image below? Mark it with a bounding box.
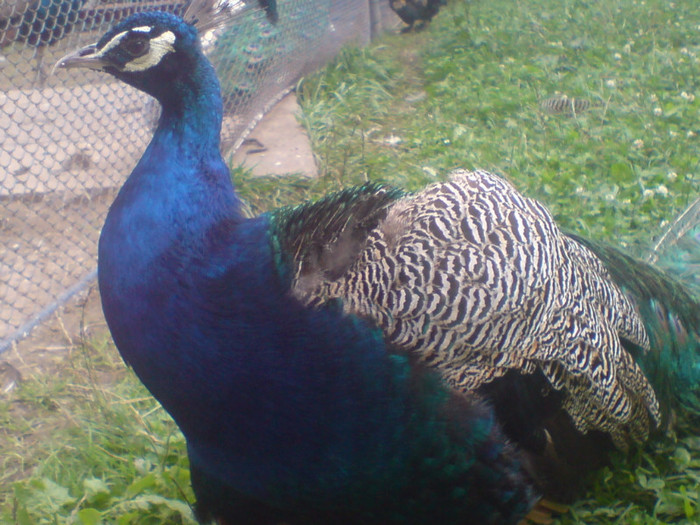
[0,0,398,353]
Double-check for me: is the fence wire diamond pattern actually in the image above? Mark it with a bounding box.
[0,0,397,352]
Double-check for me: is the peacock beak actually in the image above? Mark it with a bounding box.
[52,44,109,74]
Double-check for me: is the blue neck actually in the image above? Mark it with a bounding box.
[98,47,453,511]
[102,54,242,265]
[98,53,244,372]
[99,51,408,495]
[96,50,531,520]
[155,56,224,152]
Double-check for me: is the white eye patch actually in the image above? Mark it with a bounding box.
[94,28,177,72]
[123,31,176,72]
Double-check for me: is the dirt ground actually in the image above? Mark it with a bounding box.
[0,281,104,390]
[0,68,153,346]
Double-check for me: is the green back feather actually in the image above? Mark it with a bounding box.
[268,183,407,284]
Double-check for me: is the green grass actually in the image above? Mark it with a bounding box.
[299,0,699,253]
[1,335,195,525]
[2,0,699,522]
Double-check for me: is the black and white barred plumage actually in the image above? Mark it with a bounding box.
[292,169,660,447]
[540,96,597,116]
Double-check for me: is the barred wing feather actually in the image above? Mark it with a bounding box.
[294,169,660,448]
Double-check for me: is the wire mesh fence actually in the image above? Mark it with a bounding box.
[0,0,398,353]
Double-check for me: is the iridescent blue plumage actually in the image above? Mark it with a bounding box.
[55,1,700,523]
[55,4,536,524]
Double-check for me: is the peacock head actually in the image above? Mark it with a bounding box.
[54,11,205,101]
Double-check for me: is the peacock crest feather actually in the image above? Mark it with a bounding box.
[184,0,277,31]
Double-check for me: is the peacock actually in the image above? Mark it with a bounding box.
[54,0,700,522]
[208,14,281,118]
[389,0,445,32]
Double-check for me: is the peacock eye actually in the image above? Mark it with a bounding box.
[123,36,149,57]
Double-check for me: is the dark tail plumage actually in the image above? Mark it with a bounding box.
[389,0,445,31]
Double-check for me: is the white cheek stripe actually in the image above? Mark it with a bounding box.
[123,30,177,72]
